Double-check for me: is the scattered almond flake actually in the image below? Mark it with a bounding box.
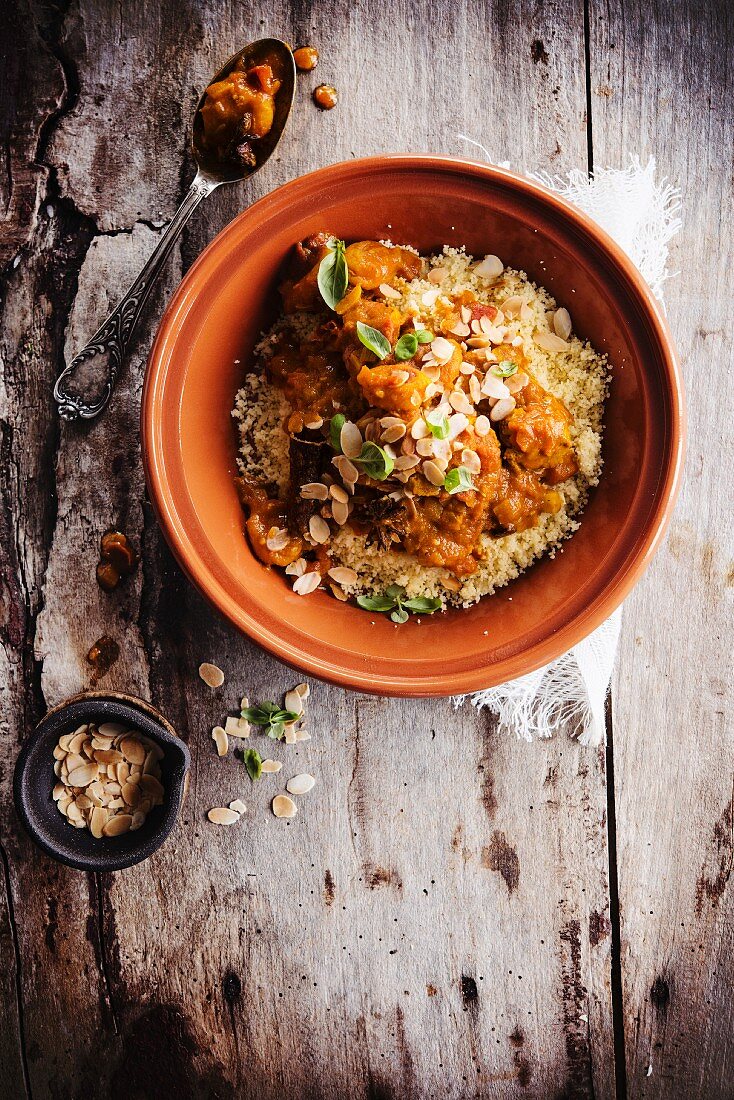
[329,483,349,504]
[466,334,491,348]
[506,371,529,394]
[272,794,298,818]
[207,806,240,825]
[394,454,421,471]
[295,729,311,742]
[97,722,124,737]
[469,375,482,404]
[229,799,247,814]
[474,254,504,280]
[300,482,329,500]
[486,325,506,344]
[309,514,331,544]
[534,330,569,353]
[390,369,411,386]
[450,321,471,338]
[416,437,434,457]
[448,391,474,416]
[459,360,475,375]
[340,420,363,459]
[283,723,299,744]
[510,335,523,346]
[90,806,107,838]
[332,498,349,526]
[261,758,283,774]
[120,735,146,766]
[448,412,469,439]
[285,557,307,576]
[224,716,247,738]
[295,683,310,699]
[490,396,517,422]
[501,295,523,317]
[422,363,441,382]
[460,305,472,323]
[286,773,316,795]
[428,266,448,284]
[430,336,453,364]
[381,422,406,444]
[553,307,572,340]
[411,418,429,440]
[199,662,225,688]
[329,565,358,585]
[422,459,445,486]
[421,287,441,307]
[332,454,358,484]
[461,449,481,474]
[266,525,291,552]
[103,813,133,836]
[482,374,511,400]
[240,696,249,709]
[520,301,533,321]
[379,282,402,299]
[293,570,321,596]
[285,688,304,716]
[67,763,99,787]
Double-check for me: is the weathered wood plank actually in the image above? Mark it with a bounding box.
[0,0,619,1095]
[590,0,734,1095]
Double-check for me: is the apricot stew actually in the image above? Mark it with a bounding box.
[237,237,578,582]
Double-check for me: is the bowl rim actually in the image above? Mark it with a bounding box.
[142,154,685,697]
[13,691,190,872]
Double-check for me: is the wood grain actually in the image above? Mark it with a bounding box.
[589,0,734,1096]
[1,0,727,1096]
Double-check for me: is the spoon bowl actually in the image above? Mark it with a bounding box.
[192,38,296,184]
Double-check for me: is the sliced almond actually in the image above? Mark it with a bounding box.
[553,307,572,340]
[272,794,298,819]
[261,759,283,774]
[293,571,321,596]
[212,726,229,756]
[52,782,66,801]
[130,811,146,832]
[283,723,299,745]
[140,774,165,805]
[286,773,316,795]
[422,460,445,487]
[379,282,402,299]
[475,254,504,280]
[69,731,87,754]
[103,814,133,837]
[309,514,331,545]
[75,793,93,811]
[332,499,349,526]
[229,799,247,814]
[120,736,146,766]
[300,482,329,500]
[328,566,358,586]
[340,421,363,459]
[285,689,304,716]
[428,266,448,284]
[534,330,569,353]
[90,806,108,838]
[67,763,99,788]
[199,662,225,688]
[97,722,125,737]
[207,807,240,826]
[295,729,312,742]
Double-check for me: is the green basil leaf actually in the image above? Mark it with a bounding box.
[402,596,443,613]
[353,441,394,481]
[443,466,475,495]
[242,703,277,724]
[415,329,433,344]
[356,321,391,360]
[329,413,346,451]
[357,594,398,612]
[244,747,263,781]
[492,359,518,378]
[394,333,418,361]
[317,239,349,310]
[267,721,285,740]
[391,606,409,624]
[425,410,450,440]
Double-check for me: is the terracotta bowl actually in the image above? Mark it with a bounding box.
[142,156,684,696]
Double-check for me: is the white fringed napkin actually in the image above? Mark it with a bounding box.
[453,148,682,745]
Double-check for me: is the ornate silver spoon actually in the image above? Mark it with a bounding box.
[53,38,296,421]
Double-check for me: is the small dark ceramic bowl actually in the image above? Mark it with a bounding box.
[13,691,190,872]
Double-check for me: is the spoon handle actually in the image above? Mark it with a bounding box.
[53,174,218,421]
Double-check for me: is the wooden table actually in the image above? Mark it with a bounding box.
[1,2,731,1096]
